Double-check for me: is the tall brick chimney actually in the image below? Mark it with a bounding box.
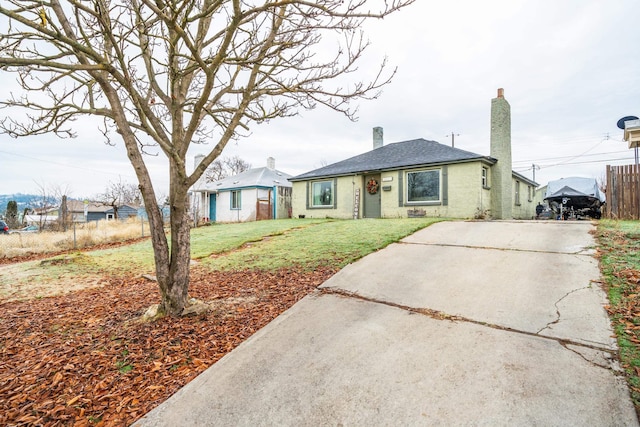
[490,88,512,219]
[373,127,383,149]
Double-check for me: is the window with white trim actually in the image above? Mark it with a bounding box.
[407,169,440,203]
[514,181,520,205]
[311,180,333,207]
[231,190,241,209]
[482,167,489,188]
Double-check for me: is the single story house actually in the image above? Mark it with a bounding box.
[290,89,538,220]
[61,200,143,222]
[191,157,293,223]
[62,200,111,222]
[106,204,141,220]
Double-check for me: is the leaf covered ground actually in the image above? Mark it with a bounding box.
[596,220,640,413]
[0,266,336,426]
[0,218,441,426]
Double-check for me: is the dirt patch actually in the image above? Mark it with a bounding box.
[0,266,337,426]
[0,253,107,302]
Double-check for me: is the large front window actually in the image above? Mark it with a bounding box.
[312,181,333,207]
[407,170,440,203]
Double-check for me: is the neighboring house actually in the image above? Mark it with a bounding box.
[191,157,293,223]
[26,206,59,227]
[106,204,141,220]
[62,200,111,222]
[24,214,58,227]
[62,200,143,222]
[290,89,538,220]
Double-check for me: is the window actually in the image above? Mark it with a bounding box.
[482,167,488,188]
[527,185,533,202]
[407,169,440,203]
[231,190,241,209]
[514,181,520,205]
[312,180,333,207]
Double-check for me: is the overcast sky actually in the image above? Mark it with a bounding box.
[1,0,639,198]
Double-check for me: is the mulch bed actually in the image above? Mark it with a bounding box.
[0,266,336,426]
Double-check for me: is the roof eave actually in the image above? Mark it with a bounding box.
[290,157,491,181]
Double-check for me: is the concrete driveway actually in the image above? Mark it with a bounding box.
[134,220,638,426]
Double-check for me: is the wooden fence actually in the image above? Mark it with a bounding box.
[605,164,640,220]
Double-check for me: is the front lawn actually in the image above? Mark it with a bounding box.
[0,217,441,425]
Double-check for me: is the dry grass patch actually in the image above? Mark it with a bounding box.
[0,218,148,259]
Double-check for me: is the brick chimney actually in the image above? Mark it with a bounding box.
[267,156,275,170]
[490,88,512,219]
[373,127,383,149]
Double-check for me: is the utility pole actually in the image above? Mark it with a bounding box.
[532,163,540,182]
[446,132,460,148]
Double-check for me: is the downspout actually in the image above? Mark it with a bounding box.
[272,186,277,219]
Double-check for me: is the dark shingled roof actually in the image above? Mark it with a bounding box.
[290,138,496,181]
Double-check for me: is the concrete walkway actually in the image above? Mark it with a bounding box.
[134,221,638,426]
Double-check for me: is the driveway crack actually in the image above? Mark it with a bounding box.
[318,287,617,361]
[400,240,594,256]
[536,286,590,335]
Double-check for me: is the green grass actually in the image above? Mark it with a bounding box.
[596,219,640,409]
[5,217,444,284]
[199,218,443,271]
[189,218,328,259]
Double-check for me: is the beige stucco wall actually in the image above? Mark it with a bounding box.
[292,176,359,219]
[381,162,491,219]
[511,178,537,220]
[292,161,495,220]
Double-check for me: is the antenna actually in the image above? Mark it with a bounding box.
[445,132,460,148]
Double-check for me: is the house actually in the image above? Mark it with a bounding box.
[61,200,143,222]
[105,204,141,220]
[290,89,538,220]
[191,157,293,223]
[62,200,111,222]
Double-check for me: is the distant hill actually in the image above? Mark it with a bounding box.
[0,194,42,215]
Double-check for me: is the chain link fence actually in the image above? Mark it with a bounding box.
[0,217,150,259]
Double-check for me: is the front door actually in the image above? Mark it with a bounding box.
[363,174,382,218]
[209,193,216,222]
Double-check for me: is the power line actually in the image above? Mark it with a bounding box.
[513,156,635,171]
[0,149,138,179]
[513,150,632,165]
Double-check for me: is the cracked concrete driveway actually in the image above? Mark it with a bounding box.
[135,220,638,426]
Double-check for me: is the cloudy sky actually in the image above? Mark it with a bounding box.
[1,0,639,198]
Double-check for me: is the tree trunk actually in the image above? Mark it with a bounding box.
[155,164,192,316]
[158,198,191,316]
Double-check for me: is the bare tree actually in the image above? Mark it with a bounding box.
[30,181,71,230]
[224,155,251,176]
[0,0,415,316]
[204,159,226,183]
[204,155,251,183]
[96,179,141,219]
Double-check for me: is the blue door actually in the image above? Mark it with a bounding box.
[209,193,216,222]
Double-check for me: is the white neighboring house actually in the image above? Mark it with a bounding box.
[191,157,293,223]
